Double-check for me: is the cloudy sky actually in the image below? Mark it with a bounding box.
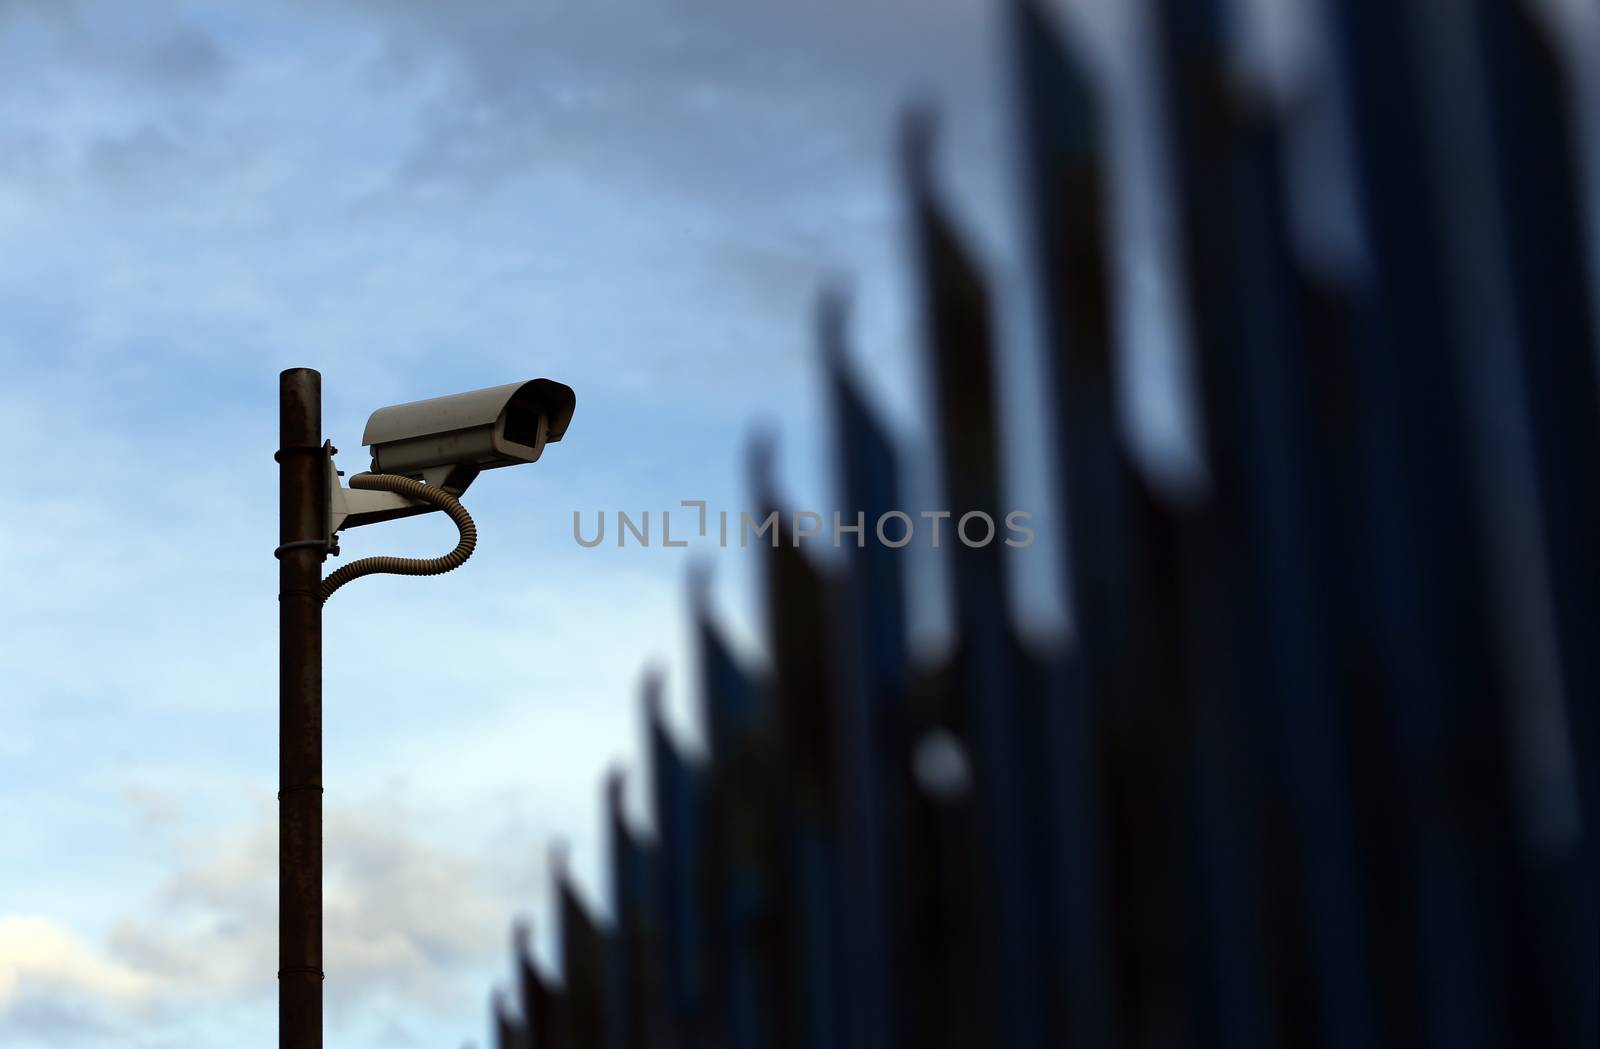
[0,1,1088,1045]
[4,0,1594,1047]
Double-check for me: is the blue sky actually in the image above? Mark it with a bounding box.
[4,0,1594,1047]
[0,2,1079,1045]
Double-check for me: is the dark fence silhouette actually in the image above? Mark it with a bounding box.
[474,0,1598,1046]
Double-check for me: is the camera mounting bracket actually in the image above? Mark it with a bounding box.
[326,446,440,534]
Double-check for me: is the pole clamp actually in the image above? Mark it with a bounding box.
[275,538,333,559]
[275,441,341,559]
[274,444,328,463]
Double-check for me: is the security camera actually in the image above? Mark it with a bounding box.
[362,378,576,494]
[326,378,575,535]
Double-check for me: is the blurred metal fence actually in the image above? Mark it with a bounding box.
[475,0,1598,1045]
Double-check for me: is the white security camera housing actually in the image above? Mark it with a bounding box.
[323,378,576,537]
[362,379,576,495]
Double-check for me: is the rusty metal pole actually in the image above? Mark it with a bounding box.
[278,368,324,1048]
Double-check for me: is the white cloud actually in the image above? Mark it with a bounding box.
[109,795,532,1011]
[0,915,158,1011]
[1,791,544,1043]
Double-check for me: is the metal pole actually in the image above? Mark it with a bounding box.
[278,368,323,1048]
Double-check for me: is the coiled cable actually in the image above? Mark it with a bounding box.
[319,473,477,605]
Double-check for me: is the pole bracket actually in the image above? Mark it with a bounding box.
[273,445,327,463]
[276,440,343,558]
[274,539,334,559]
